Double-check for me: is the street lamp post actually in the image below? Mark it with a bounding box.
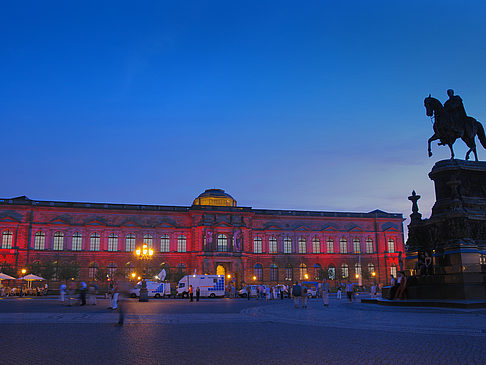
[134,244,153,302]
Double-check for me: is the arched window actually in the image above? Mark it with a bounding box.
[1,230,13,249]
[253,236,262,253]
[254,263,263,281]
[285,264,293,281]
[314,263,322,280]
[312,237,320,254]
[387,238,395,253]
[283,237,292,254]
[269,236,277,253]
[34,231,45,250]
[53,231,64,251]
[143,234,153,248]
[125,234,135,252]
[328,264,336,280]
[108,234,118,252]
[341,263,349,278]
[367,263,375,275]
[355,263,362,279]
[177,263,187,274]
[298,237,306,254]
[125,262,135,278]
[340,238,347,253]
[390,264,397,278]
[88,263,99,280]
[299,263,308,280]
[353,239,360,254]
[107,262,117,277]
[72,232,82,251]
[327,238,334,254]
[217,234,228,252]
[270,264,278,281]
[90,233,100,251]
[366,238,374,253]
[177,235,187,252]
[160,234,170,252]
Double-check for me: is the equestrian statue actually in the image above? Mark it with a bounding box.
[424,89,486,161]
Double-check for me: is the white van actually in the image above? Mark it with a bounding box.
[177,275,225,298]
[238,285,268,298]
[129,281,170,298]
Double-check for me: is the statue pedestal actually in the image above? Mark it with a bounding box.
[406,160,486,300]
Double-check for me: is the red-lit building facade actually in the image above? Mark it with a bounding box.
[0,189,405,287]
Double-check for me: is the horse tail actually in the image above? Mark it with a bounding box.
[477,121,486,149]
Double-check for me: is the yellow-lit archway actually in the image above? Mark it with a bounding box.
[216,265,225,276]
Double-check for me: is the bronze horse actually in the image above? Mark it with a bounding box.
[424,95,486,161]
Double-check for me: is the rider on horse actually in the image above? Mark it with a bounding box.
[444,89,467,135]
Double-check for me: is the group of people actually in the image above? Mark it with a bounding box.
[187,285,200,302]
[0,285,47,297]
[59,281,100,306]
[389,272,407,300]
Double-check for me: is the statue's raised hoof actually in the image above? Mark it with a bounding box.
[428,152,432,157]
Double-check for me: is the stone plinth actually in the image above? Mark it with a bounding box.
[406,160,486,300]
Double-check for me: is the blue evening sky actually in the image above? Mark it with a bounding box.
[2,1,486,236]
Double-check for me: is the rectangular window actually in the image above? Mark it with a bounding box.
[284,238,292,254]
[72,233,82,251]
[366,238,374,253]
[253,237,262,253]
[269,237,277,253]
[340,238,347,254]
[388,239,395,253]
[53,233,64,251]
[353,239,360,254]
[126,234,135,252]
[160,235,170,252]
[312,238,320,254]
[108,234,118,252]
[327,238,334,254]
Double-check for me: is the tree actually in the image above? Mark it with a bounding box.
[95,268,108,282]
[28,261,43,276]
[41,262,56,281]
[0,262,15,277]
[58,262,80,282]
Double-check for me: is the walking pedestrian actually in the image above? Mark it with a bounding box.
[346,280,353,303]
[292,281,301,308]
[322,279,330,307]
[301,286,308,309]
[59,283,66,303]
[196,286,200,302]
[189,285,194,302]
[337,287,342,300]
[111,280,119,310]
[80,282,87,306]
[247,285,251,300]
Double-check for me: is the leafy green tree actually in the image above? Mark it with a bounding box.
[28,261,43,276]
[41,262,56,281]
[0,262,15,277]
[95,268,108,282]
[58,262,80,282]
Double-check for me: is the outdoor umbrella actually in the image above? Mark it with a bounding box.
[0,273,16,280]
[18,274,46,289]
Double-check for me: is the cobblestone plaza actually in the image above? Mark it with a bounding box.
[1,296,485,364]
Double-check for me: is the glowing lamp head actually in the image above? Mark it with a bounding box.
[227,274,231,279]
[252,276,256,281]
[148,249,154,256]
[304,274,309,279]
[131,273,136,278]
[372,272,376,277]
[135,249,141,256]
[355,274,359,279]
[137,276,141,280]
[21,269,26,274]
